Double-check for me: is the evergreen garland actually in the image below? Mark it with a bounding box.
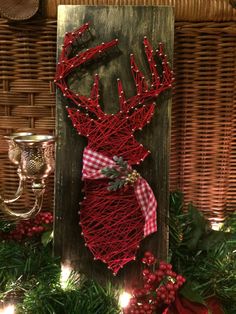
[0,224,120,314]
[169,192,236,314]
[0,194,236,313]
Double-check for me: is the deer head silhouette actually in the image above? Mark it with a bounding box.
[55,23,173,274]
[55,22,173,165]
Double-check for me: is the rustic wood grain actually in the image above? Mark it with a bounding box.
[54,5,174,286]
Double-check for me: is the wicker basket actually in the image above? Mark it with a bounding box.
[171,22,236,222]
[0,19,56,212]
[41,0,236,21]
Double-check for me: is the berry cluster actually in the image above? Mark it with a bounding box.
[124,252,185,314]
[0,211,53,241]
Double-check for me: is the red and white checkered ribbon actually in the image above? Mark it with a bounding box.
[82,147,157,237]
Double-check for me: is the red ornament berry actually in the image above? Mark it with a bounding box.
[144,283,152,291]
[147,256,155,265]
[147,273,156,283]
[144,251,154,259]
[155,269,164,277]
[142,269,150,277]
[159,263,167,271]
[166,263,172,270]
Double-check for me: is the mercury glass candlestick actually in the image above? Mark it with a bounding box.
[3,132,33,203]
[0,134,55,219]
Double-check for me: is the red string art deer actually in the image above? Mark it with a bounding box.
[55,23,173,275]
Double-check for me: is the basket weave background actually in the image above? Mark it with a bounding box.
[0,19,56,212]
[0,0,235,222]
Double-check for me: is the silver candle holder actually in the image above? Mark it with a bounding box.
[0,133,55,219]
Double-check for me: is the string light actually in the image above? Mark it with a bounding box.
[119,291,132,308]
[60,264,72,289]
[0,305,15,314]
[211,221,223,231]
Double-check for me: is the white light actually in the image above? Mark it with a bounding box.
[211,222,223,231]
[0,305,15,314]
[60,264,72,289]
[119,291,132,308]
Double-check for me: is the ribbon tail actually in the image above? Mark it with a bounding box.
[135,178,157,237]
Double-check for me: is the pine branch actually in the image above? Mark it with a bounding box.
[101,167,120,179]
[101,155,129,191]
[169,192,236,305]
[0,240,120,313]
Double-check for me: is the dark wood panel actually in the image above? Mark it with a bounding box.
[54,5,174,287]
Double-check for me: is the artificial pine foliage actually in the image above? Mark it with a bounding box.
[18,279,120,314]
[169,192,236,313]
[0,241,60,305]
[1,194,236,313]
[0,220,120,314]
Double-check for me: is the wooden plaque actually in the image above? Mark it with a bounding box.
[54,5,174,286]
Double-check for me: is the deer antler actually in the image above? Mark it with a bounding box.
[54,23,119,119]
[118,37,173,115]
[55,23,173,142]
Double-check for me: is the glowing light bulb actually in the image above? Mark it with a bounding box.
[1,305,15,314]
[119,291,131,308]
[60,264,72,289]
[211,222,223,231]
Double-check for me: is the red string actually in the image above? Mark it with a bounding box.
[55,23,173,274]
[79,179,144,274]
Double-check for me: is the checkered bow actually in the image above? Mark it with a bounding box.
[82,147,157,237]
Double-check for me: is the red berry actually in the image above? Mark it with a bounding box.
[176,275,183,282]
[155,270,164,277]
[159,286,166,293]
[144,251,153,258]
[143,304,150,311]
[169,294,175,301]
[166,282,174,291]
[160,293,166,300]
[147,273,156,283]
[159,264,167,271]
[130,297,137,305]
[166,270,173,276]
[165,298,171,305]
[166,263,172,270]
[133,288,144,298]
[144,283,152,291]
[147,256,155,265]
[142,269,150,277]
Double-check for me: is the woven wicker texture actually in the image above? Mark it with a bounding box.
[0,18,56,212]
[171,22,236,222]
[0,17,236,220]
[41,0,236,21]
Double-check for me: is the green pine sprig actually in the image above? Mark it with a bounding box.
[0,239,121,314]
[101,156,129,191]
[0,220,16,233]
[169,192,236,312]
